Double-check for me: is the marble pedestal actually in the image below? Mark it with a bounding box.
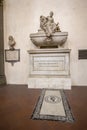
[28,49,71,89]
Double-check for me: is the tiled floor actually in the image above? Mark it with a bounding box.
[0,85,87,130]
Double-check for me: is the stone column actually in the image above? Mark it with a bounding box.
[0,0,6,85]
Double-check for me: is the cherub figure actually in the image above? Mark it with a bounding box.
[40,11,61,37]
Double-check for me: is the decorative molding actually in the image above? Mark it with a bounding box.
[28,49,70,76]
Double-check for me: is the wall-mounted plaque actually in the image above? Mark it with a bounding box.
[5,49,20,64]
[78,50,87,59]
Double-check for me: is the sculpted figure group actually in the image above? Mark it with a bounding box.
[40,11,61,37]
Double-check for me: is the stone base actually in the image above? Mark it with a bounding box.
[28,77,71,90]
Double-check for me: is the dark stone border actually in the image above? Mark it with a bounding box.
[0,2,6,85]
[31,89,75,123]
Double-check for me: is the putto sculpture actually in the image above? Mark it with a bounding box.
[40,11,61,37]
[30,11,68,48]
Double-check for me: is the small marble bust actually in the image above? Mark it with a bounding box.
[8,36,16,50]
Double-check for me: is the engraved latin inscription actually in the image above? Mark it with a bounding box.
[5,50,20,61]
[30,53,69,76]
[33,56,65,71]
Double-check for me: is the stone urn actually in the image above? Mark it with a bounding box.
[30,31,68,48]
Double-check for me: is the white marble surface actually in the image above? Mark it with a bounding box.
[28,49,71,89]
[40,90,66,116]
[28,77,71,89]
[5,50,20,62]
[29,52,70,76]
[30,32,68,48]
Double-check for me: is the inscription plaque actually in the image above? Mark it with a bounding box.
[28,49,71,89]
[33,56,64,71]
[29,53,70,76]
[79,50,87,59]
[5,49,20,62]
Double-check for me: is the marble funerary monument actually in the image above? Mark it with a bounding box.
[28,11,71,89]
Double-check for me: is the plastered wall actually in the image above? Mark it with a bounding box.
[4,0,87,85]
